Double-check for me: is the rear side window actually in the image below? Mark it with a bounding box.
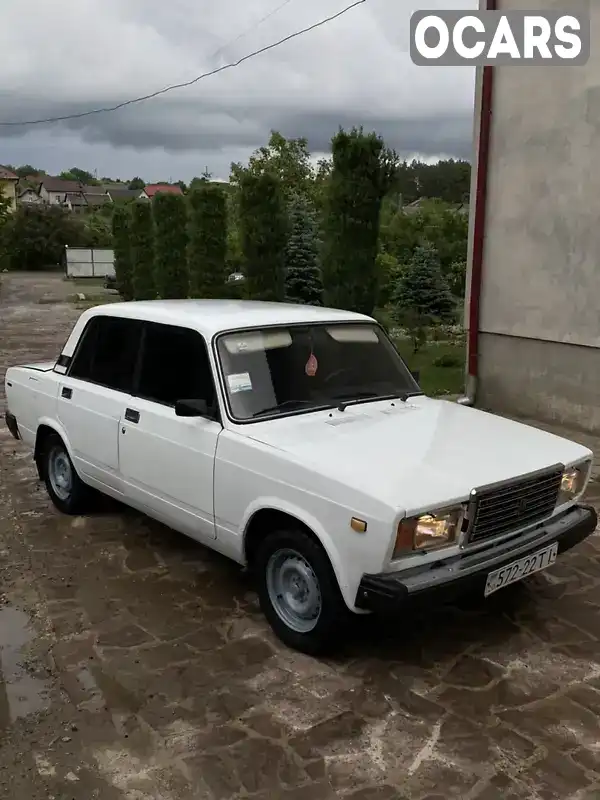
[136,322,215,407]
[69,316,142,393]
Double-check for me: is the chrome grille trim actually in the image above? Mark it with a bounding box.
[466,463,564,544]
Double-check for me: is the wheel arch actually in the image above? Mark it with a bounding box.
[242,500,349,605]
[34,419,73,479]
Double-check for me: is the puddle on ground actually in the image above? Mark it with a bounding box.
[0,606,50,727]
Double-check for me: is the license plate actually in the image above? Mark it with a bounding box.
[484,542,558,597]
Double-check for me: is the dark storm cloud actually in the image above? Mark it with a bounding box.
[0,0,477,177]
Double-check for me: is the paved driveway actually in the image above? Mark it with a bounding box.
[2,272,600,799]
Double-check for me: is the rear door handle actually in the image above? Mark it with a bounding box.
[61,387,72,399]
[124,408,140,423]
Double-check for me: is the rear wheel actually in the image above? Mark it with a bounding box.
[255,528,351,655]
[41,433,93,515]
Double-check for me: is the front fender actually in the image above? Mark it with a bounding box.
[241,496,357,608]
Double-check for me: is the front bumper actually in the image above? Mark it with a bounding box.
[355,504,598,613]
[4,410,20,440]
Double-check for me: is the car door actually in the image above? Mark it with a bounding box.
[117,321,221,541]
[57,315,142,492]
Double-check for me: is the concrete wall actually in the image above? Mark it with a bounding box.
[471,0,600,429]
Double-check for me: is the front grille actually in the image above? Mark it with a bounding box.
[467,464,563,544]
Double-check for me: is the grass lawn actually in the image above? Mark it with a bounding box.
[394,337,466,397]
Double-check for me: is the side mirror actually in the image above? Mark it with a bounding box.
[175,398,209,417]
[410,370,420,384]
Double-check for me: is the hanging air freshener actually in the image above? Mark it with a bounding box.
[305,352,318,376]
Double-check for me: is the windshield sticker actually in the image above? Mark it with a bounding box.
[227,372,253,393]
[305,353,318,377]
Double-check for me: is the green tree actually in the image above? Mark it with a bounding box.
[187,183,228,298]
[60,167,98,185]
[231,131,315,201]
[1,206,88,271]
[153,193,188,299]
[284,194,323,305]
[82,213,112,248]
[321,127,398,315]
[130,201,155,300]
[393,243,454,351]
[9,164,45,179]
[238,171,287,301]
[129,176,145,190]
[112,205,133,300]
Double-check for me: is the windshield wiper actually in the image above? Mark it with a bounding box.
[252,399,325,418]
[335,390,423,412]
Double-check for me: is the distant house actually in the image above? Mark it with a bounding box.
[106,188,141,203]
[83,192,110,209]
[0,166,19,212]
[141,184,184,200]
[38,177,82,205]
[79,184,107,196]
[64,192,87,213]
[18,187,43,205]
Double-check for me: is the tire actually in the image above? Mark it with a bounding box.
[254,528,352,656]
[40,432,93,515]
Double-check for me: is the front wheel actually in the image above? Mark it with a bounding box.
[41,433,93,515]
[255,529,351,655]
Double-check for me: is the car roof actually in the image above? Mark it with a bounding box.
[85,299,374,338]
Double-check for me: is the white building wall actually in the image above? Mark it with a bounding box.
[471,0,600,429]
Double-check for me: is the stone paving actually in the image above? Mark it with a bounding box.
[2,272,600,799]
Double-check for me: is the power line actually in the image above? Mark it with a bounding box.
[211,0,296,62]
[0,0,366,127]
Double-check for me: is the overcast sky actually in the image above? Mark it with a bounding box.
[0,0,477,182]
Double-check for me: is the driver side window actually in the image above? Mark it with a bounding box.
[136,322,216,410]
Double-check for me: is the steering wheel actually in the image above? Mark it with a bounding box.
[323,367,355,385]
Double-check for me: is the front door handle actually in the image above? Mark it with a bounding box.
[61,387,72,399]
[124,408,140,424]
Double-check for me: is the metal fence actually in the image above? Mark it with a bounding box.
[65,247,115,278]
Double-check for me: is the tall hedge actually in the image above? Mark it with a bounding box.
[130,201,155,300]
[321,127,398,314]
[153,193,188,299]
[238,171,287,302]
[187,184,228,298]
[111,205,133,300]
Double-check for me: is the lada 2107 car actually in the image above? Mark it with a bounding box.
[4,300,597,653]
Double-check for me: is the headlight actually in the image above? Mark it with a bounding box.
[557,463,590,507]
[393,507,464,558]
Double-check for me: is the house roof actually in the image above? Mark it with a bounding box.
[65,192,87,206]
[107,188,140,201]
[143,184,183,198]
[83,193,109,206]
[40,177,82,193]
[0,166,18,180]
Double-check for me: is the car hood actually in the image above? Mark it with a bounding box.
[240,397,591,513]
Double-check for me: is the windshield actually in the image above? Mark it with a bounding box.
[216,322,421,421]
